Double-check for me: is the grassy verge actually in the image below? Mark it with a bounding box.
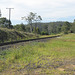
[39,33,62,38]
[0,28,39,43]
[0,33,75,75]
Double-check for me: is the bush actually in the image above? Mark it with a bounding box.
[0,30,8,42]
[41,31,49,35]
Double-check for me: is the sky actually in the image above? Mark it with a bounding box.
[0,0,75,25]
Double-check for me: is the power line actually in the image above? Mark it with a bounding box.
[6,8,14,27]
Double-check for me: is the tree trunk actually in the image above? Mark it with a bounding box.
[30,23,33,33]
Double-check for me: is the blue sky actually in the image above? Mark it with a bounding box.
[0,0,75,25]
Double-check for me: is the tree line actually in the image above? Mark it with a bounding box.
[0,12,75,35]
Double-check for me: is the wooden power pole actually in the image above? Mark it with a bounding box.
[6,8,14,27]
[0,9,2,17]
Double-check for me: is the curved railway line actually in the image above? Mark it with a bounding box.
[0,35,61,50]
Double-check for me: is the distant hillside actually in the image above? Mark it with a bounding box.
[25,21,65,34]
[13,21,75,35]
[0,28,39,43]
[26,21,65,27]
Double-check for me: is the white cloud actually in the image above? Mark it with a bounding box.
[0,0,75,24]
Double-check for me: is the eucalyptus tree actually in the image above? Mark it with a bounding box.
[34,15,42,33]
[22,12,42,33]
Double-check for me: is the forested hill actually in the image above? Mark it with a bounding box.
[31,21,65,34]
[14,21,75,35]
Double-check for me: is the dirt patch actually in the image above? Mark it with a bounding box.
[57,68,65,71]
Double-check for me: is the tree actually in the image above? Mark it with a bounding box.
[71,22,75,33]
[48,23,57,34]
[0,17,12,28]
[33,27,41,34]
[57,24,62,33]
[34,15,42,33]
[14,23,26,31]
[62,21,71,34]
[20,23,26,31]
[22,12,42,33]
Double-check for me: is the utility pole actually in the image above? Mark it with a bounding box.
[6,8,14,28]
[0,9,2,17]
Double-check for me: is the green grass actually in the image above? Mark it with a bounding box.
[0,33,75,75]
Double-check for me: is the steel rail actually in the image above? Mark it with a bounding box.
[0,35,60,46]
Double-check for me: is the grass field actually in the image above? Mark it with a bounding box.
[0,33,75,75]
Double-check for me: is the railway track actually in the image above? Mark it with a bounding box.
[0,35,60,50]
